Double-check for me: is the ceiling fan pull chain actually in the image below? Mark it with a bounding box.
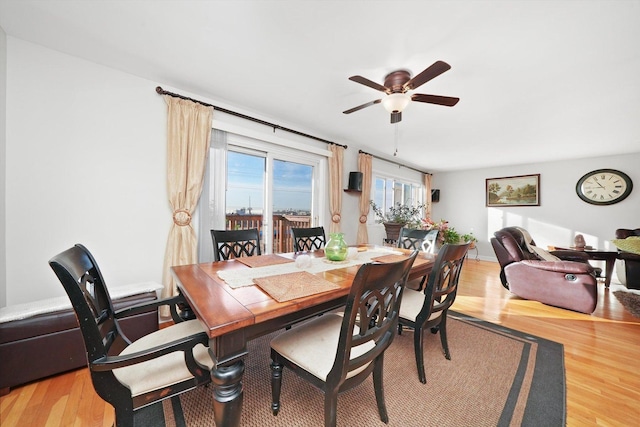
[394,123,399,156]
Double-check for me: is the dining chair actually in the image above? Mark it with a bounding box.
[291,226,326,252]
[397,227,430,251]
[211,228,262,261]
[398,243,470,384]
[421,229,439,254]
[269,250,418,427]
[397,228,438,290]
[49,244,213,427]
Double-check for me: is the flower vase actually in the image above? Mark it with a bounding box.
[325,232,348,261]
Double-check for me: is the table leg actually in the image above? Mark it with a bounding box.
[604,257,615,288]
[209,333,248,427]
[211,361,245,427]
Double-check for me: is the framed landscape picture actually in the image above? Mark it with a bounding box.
[486,174,540,207]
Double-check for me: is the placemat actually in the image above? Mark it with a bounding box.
[371,254,430,267]
[234,254,294,268]
[253,271,340,302]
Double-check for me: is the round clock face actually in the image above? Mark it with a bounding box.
[576,169,633,205]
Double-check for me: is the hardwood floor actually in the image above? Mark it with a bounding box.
[2,259,639,426]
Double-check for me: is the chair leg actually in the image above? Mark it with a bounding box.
[270,359,283,415]
[114,404,134,427]
[417,275,427,291]
[373,356,389,424]
[413,326,427,384]
[324,391,339,427]
[439,316,451,360]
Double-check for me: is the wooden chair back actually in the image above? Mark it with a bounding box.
[291,226,326,252]
[211,228,262,261]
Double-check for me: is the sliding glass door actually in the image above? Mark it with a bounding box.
[271,158,314,253]
[200,131,323,260]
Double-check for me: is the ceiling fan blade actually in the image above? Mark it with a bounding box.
[403,61,451,91]
[342,99,382,114]
[411,93,460,107]
[390,111,402,123]
[348,75,390,93]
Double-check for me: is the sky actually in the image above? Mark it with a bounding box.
[226,151,312,212]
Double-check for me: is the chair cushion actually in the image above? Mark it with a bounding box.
[399,288,442,323]
[0,282,162,324]
[270,314,374,381]
[612,236,640,255]
[113,319,213,397]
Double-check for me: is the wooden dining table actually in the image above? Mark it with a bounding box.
[172,246,434,427]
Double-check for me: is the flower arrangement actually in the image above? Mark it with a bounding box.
[422,218,449,233]
[370,201,425,228]
[422,218,479,245]
[422,217,466,245]
[422,217,479,246]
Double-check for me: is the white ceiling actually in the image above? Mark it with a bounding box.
[1,0,639,172]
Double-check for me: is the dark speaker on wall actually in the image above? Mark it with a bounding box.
[347,171,363,191]
[431,189,440,203]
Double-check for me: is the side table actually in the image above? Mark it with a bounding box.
[550,246,618,288]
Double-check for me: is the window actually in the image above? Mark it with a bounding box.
[199,131,326,261]
[371,176,424,222]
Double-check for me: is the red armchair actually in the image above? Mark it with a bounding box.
[491,227,598,314]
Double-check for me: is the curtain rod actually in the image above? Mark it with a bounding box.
[359,150,430,175]
[156,86,347,149]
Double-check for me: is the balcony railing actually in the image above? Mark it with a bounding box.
[225,214,311,253]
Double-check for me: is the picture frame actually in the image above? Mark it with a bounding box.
[486,174,540,207]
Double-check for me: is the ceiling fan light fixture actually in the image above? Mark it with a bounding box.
[382,93,411,113]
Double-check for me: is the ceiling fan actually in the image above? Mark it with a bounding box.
[343,60,459,123]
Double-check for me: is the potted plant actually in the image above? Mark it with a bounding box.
[461,232,478,249]
[370,201,425,241]
[442,228,461,245]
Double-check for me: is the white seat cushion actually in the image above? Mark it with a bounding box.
[271,313,374,381]
[113,319,213,397]
[399,288,442,323]
[0,281,163,324]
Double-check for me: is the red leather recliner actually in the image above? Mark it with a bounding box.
[491,227,598,314]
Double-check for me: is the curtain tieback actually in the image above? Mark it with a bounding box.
[173,209,192,226]
[332,214,341,223]
[359,215,368,224]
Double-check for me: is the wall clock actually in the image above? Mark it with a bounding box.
[576,169,633,205]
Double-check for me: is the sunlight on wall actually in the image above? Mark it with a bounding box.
[487,207,608,249]
[486,207,621,282]
[486,208,506,241]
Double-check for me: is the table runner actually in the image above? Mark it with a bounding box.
[217,248,405,289]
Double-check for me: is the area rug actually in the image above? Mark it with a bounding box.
[613,290,640,317]
[135,312,565,427]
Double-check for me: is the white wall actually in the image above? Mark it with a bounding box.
[5,38,168,305]
[432,153,640,268]
[0,26,7,307]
